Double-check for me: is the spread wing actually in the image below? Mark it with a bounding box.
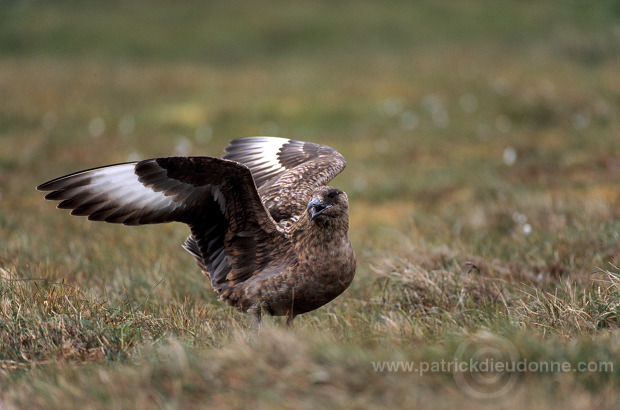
[37,157,287,292]
[223,136,346,224]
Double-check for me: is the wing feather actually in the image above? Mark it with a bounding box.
[224,136,346,224]
[37,157,287,291]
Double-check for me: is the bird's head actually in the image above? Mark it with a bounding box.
[307,186,349,223]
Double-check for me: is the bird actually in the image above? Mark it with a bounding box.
[36,136,356,326]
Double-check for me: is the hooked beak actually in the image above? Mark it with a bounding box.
[307,198,332,221]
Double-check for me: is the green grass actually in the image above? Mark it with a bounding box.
[1,0,620,408]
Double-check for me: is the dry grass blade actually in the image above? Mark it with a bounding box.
[2,0,620,407]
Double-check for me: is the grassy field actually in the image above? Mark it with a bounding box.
[2,0,620,408]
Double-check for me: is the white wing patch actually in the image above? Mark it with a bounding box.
[38,161,229,225]
[53,163,176,211]
[224,137,290,185]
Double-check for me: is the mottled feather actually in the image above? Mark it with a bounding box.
[224,137,346,225]
[37,137,355,325]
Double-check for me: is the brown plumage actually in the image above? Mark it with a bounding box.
[36,137,356,326]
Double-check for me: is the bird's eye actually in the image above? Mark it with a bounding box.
[327,190,339,199]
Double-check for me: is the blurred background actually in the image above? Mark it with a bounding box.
[1,1,620,406]
[2,0,619,271]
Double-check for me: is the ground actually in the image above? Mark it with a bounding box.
[1,1,620,408]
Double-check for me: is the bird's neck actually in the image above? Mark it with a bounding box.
[290,214,353,268]
[291,212,350,239]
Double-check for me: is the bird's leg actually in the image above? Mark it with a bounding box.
[249,306,262,330]
[285,311,296,327]
[285,289,296,326]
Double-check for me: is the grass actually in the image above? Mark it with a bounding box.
[1,0,620,407]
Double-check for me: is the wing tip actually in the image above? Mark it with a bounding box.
[36,180,58,192]
[226,136,290,149]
